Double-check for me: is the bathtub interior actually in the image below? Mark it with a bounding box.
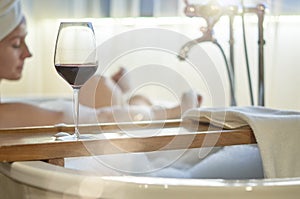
[64,144,264,180]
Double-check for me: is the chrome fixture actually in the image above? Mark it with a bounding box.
[179,0,266,106]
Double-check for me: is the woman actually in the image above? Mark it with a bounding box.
[0,0,201,128]
[0,0,69,127]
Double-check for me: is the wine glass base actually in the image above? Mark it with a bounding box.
[54,132,95,141]
[76,134,96,140]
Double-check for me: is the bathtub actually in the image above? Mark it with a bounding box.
[1,156,300,199]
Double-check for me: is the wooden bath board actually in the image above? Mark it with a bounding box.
[0,119,256,165]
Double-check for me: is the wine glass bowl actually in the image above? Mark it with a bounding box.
[54,22,98,139]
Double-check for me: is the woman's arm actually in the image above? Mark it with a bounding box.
[0,93,199,128]
[0,102,70,128]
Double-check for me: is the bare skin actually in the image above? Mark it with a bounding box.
[79,68,202,122]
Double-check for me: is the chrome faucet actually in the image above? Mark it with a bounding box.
[179,1,239,61]
[179,0,237,106]
[179,0,266,106]
[177,27,215,61]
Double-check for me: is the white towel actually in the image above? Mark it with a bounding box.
[183,106,300,178]
[0,0,22,41]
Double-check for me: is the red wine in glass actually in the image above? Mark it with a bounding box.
[55,64,98,88]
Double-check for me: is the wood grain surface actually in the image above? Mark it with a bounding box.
[0,120,256,163]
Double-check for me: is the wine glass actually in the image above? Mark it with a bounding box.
[54,22,98,139]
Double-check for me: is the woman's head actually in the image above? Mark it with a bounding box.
[0,0,31,80]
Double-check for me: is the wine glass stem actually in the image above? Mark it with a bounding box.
[73,88,80,139]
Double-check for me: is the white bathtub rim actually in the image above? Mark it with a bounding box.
[0,161,109,198]
[2,161,300,198]
[102,175,300,187]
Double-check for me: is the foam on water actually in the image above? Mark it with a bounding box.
[65,145,264,179]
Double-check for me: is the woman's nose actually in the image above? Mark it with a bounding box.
[21,42,32,59]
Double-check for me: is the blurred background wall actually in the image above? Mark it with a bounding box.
[1,0,300,110]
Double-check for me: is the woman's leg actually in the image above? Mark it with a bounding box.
[79,75,124,109]
[111,67,132,93]
[81,68,202,122]
[150,91,202,120]
[128,95,153,106]
[80,67,132,109]
[96,91,202,123]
